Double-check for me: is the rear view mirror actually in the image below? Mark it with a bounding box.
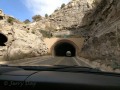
[0,33,8,46]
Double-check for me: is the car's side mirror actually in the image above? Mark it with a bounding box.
[0,33,8,46]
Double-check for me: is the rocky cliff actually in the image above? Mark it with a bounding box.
[77,0,120,70]
[0,11,48,60]
[37,0,120,70]
[48,0,95,30]
[32,0,96,32]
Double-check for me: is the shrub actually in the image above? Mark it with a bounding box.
[40,30,52,38]
[54,9,58,12]
[31,30,35,34]
[32,15,42,22]
[7,17,15,24]
[61,3,65,9]
[24,19,30,24]
[45,14,48,18]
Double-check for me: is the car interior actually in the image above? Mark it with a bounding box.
[0,65,120,89]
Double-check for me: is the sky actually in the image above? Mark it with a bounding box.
[0,0,71,21]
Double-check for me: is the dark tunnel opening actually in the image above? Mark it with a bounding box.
[54,42,76,57]
[0,16,3,20]
[0,33,8,46]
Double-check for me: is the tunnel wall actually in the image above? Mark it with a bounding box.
[52,40,78,56]
[44,38,84,56]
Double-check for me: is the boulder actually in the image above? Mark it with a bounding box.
[1,28,48,60]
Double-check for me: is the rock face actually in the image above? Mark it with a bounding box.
[32,0,96,31]
[0,13,48,60]
[79,0,120,69]
[1,28,48,60]
[48,0,95,30]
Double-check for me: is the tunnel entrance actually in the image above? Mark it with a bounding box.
[54,42,76,57]
[0,33,8,46]
[0,16,3,20]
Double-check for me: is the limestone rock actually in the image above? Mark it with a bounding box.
[2,29,48,60]
[0,19,48,60]
[31,0,96,31]
[79,0,120,70]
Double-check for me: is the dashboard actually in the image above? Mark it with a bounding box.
[0,66,120,89]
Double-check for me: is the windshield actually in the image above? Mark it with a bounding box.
[0,0,120,74]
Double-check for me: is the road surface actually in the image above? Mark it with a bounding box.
[2,56,89,67]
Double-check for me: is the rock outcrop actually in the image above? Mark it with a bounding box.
[0,28,48,60]
[77,0,120,70]
[48,0,95,30]
[0,12,48,60]
[32,0,96,32]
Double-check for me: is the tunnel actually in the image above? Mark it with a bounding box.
[0,33,8,46]
[0,16,3,20]
[54,42,76,57]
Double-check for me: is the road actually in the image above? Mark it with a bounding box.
[3,56,89,67]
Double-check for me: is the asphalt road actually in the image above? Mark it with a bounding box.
[4,56,89,67]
